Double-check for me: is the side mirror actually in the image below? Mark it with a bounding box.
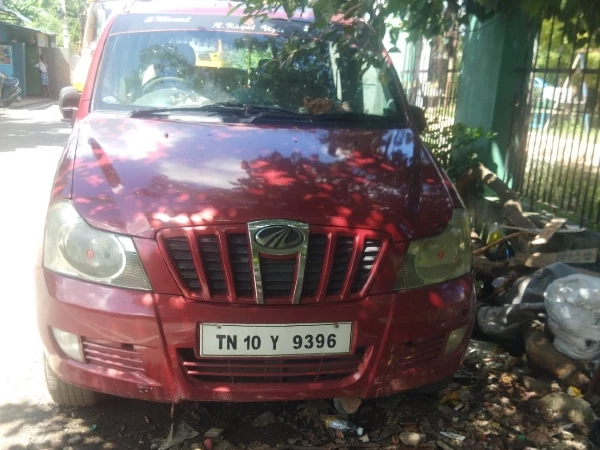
[409,104,427,134]
[59,86,80,121]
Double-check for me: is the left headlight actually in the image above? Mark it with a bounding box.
[43,200,152,291]
[394,209,471,291]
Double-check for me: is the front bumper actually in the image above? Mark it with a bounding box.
[36,268,475,403]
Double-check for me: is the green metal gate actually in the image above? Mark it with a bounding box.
[508,17,600,229]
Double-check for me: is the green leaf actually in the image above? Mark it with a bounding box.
[389,27,400,44]
[227,3,246,16]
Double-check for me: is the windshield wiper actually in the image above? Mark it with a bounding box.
[130,102,303,119]
[309,111,397,123]
[130,104,240,118]
[129,103,396,124]
[209,102,303,117]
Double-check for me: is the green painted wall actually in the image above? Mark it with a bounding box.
[456,11,536,183]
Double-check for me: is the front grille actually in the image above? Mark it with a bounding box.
[352,239,383,293]
[327,237,355,295]
[302,234,327,296]
[260,257,295,298]
[160,226,387,303]
[179,348,367,384]
[228,234,253,297]
[198,235,226,295]
[166,237,200,292]
[82,338,144,374]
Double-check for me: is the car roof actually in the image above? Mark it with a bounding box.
[126,0,315,21]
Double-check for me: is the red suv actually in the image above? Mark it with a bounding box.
[40,0,474,408]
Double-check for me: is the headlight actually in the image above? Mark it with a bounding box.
[43,201,151,290]
[394,209,471,290]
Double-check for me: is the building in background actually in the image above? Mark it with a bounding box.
[0,0,70,98]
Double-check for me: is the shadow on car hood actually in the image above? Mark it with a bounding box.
[69,115,454,241]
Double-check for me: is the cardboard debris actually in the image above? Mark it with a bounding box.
[498,224,584,234]
[159,422,199,450]
[510,248,598,268]
[531,218,567,246]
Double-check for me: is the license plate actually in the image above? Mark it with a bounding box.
[199,323,353,357]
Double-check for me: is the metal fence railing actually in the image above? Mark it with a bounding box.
[509,17,600,229]
[395,31,463,140]
[397,67,461,127]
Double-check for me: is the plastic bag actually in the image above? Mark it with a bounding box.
[545,274,600,362]
[476,263,576,342]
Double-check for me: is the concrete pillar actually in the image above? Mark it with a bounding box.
[455,11,537,183]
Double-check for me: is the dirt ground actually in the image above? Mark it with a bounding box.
[1,341,596,450]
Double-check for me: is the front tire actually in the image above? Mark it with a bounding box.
[44,355,100,406]
[334,397,363,414]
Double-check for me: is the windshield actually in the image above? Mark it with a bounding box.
[92,14,402,120]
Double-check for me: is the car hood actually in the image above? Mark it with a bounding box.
[70,114,454,241]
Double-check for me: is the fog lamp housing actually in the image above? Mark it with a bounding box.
[51,328,84,363]
[442,324,469,356]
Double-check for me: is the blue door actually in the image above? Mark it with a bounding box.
[10,43,26,97]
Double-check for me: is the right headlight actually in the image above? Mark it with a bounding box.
[43,200,151,291]
[394,209,471,290]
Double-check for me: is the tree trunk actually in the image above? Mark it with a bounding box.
[458,163,537,231]
[444,55,455,108]
[409,39,423,105]
[524,322,590,390]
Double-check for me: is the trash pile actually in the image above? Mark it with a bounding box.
[461,164,600,448]
[472,212,600,386]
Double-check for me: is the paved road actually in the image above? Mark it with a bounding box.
[0,103,78,449]
[0,104,183,450]
[0,104,172,450]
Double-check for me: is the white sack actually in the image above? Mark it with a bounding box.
[544,274,600,362]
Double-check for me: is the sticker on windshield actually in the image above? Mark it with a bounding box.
[211,21,285,34]
[144,16,192,24]
[213,22,256,32]
[260,24,285,34]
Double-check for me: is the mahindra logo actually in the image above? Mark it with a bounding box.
[254,225,303,250]
[248,220,309,304]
